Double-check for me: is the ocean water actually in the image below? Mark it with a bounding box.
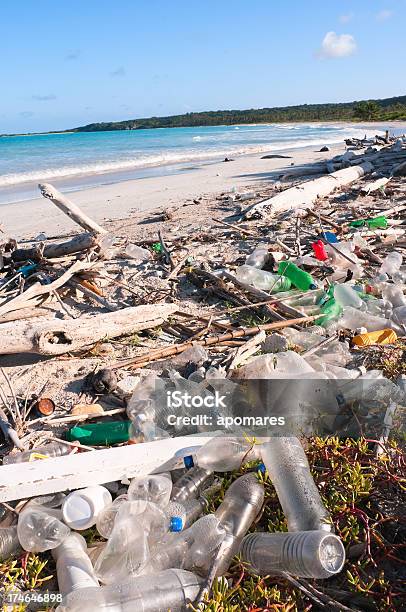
[0,122,388,204]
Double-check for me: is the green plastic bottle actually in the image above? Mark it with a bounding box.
[350,216,388,229]
[277,262,317,291]
[316,298,343,327]
[66,421,131,445]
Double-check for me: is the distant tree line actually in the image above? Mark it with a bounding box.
[72,95,406,132]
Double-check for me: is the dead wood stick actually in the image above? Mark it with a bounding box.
[111,314,318,370]
[0,260,99,318]
[38,183,107,236]
[0,307,58,324]
[11,233,98,262]
[212,217,259,237]
[167,253,190,280]
[0,303,178,356]
[32,407,126,426]
[68,279,118,312]
[305,208,341,232]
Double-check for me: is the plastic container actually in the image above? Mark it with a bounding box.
[124,243,151,261]
[128,475,172,508]
[311,240,328,261]
[379,252,403,277]
[350,215,388,229]
[316,298,343,327]
[0,526,22,561]
[352,329,398,347]
[58,568,204,612]
[17,506,70,552]
[62,486,112,530]
[193,437,261,472]
[277,262,317,291]
[245,244,269,268]
[240,530,345,579]
[66,421,131,445]
[96,495,129,538]
[261,437,332,532]
[2,441,72,464]
[200,473,265,577]
[333,284,364,309]
[52,533,99,595]
[236,265,292,293]
[171,467,213,503]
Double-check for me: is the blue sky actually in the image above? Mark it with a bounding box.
[0,0,404,133]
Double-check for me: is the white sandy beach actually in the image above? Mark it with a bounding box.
[2,143,346,239]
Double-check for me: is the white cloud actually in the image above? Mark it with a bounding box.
[376,9,393,21]
[339,13,354,24]
[317,31,357,59]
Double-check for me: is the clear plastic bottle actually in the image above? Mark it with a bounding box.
[261,438,332,532]
[171,467,214,503]
[382,284,406,308]
[128,475,172,508]
[146,514,226,574]
[58,568,204,612]
[379,252,403,276]
[200,473,265,577]
[236,350,314,380]
[94,501,157,584]
[337,306,399,334]
[192,437,261,472]
[96,494,128,538]
[2,441,72,464]
[124,243,151,261]
[240,530,345,579]
[52,533,99,595]
[17,506,71,552]
[333,284,364,309]
[0,526,22,561]
[235,265,292,292]
[245,244,269,269]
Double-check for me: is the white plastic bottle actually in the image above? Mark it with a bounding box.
[62,486,112,530]
[52,532,99,595]
[379,252,403,276]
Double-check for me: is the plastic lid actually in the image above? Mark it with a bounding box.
[62,495,93,529]
[257,462,266,474]
[183,455,194,469]
[170,516,184,532]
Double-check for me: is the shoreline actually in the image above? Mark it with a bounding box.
[2,142,346,239]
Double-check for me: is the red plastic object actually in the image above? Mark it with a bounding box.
[311,240,328,261]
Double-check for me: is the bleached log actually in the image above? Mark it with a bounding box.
[39,183,108,236]
[11,233,98,262]
[360,177,390,194]
[0,434,218,502]
[243,162,373,219]
[0,303,178,355]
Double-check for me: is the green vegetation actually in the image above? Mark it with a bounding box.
[72,95,406,133]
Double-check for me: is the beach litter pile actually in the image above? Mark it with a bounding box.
[0,133,405,611]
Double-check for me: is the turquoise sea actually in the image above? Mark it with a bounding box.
[0,122,392,204]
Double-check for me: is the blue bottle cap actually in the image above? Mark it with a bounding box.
[257,462,266,474]
[183,455,194,469]
[309,283,318,290]
[170,516,183,532]
[321,231,339,244]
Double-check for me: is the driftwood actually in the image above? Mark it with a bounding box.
[38,183,108,235]
[0,303,178,355]
[243,163,373,219]
[0,260,99,318]
[11,233,98,262]
[112,314,318,370]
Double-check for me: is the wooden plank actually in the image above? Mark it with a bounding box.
[0,434,218,502]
